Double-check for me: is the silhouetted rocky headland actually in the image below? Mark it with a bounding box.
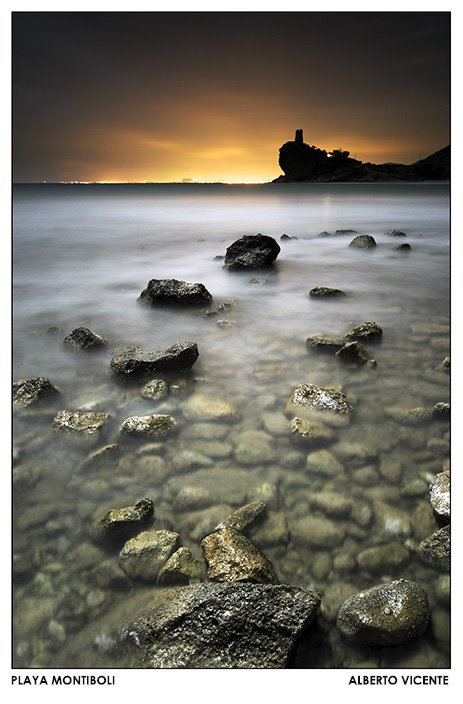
[274,129,449,182]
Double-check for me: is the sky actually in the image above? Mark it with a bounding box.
[12,10,450,183]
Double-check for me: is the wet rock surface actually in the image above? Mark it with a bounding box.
[90,498,155,545]
[224,234,281,270]
[335,341,377,367]
[287,383,354,419]
[417,525,450,571]
[349,235,377,249]
[429,471,450,520]
[52,410,110,443]
[336,579,430,646]
[120,582,321,668]
[201,527,279,584]
[110,341,199,379]
[309,286,346,298]
[138,278,213,306]
[119,414,177,439]
[63,327,108,350]
[119,530,180,581]
[13,377,61,408]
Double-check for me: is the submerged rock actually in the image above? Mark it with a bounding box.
[141,379,169,400]
[119,529,180,581]
[290,417,337,446]
[138,278,213,306]
[308,286,346,298]
[356,542,410,574]
[182,394,240,422]
[429,471,450,520]
[201,527,279,584]
[305,449,345,477]
[417,525,450,571]
[52,410,109,444]
[291,515,345,549]
[13,376,61,408]
[388,229,407,237]
[91,498,155,545]
[120,414,177,439]
[395,243,412,251]
[120,582,321,668]
[62,327,108,350]
[305,335,348,352]
[110,341,199,380]
[286,383,354,420]
[336,579,430,646]
[335,341,377,367]
[224,234,281,270]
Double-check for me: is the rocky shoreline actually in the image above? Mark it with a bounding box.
[13,231,450,668]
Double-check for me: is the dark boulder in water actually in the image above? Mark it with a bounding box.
[336,579,430,646]
[119,582,321,667]
[224,234,280,270]
[335,341,377,367]
[349,234,377,249]
[345,321,383,341]
[395,243,412,251]
[109,341,199,380]
[63,327,108,350]
[138,279,213,306]
[309,286,346,298]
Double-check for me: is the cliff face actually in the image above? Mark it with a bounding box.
[274,131,449,182]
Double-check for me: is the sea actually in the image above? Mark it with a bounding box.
[12,182,450,669]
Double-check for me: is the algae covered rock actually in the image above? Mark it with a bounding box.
[13,376,61,409]
[336,579,430,646]
[138,278,213,306]
[119,529,180,581]
[91,498,155,545]
[201,527,279,584]
[224,234,281,270]
[120,582,321,668]
[110,341,199,380]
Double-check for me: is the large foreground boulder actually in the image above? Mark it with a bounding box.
[336,579,430,646]
[224,234,281,270]
[138,279,213,306]
[118,582,321,667]
[110,341,199,380]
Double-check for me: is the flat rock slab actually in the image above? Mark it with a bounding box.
[138,279,213,306]
[336,579,430,646]
[306,335,348,352]
[120,582,321,667]
[110,341,199,380]
[224,234,281,270]
[202,527,279,584]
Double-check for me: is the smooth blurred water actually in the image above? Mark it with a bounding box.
[12,182,450,668]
